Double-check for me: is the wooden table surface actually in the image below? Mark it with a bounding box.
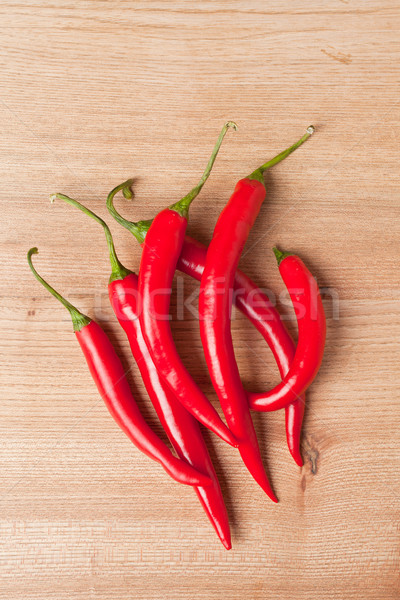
[1,2,399,599]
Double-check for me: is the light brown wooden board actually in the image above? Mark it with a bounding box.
[1,2,399,599]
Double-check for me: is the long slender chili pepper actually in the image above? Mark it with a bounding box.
[138,121,238,447]
[248,248,326,411]
[195,132,314,498]
[50,195,231,549]
[111,274,231,548]
[197,128,314,493]
[27,247,211,489]
[106,128,313,467]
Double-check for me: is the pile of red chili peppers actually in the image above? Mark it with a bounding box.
[28,122,326,549]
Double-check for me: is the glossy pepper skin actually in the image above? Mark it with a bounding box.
[52,193,231,548]
[179,235,305,467]
[76,321,209,486]
[27,248,210,489]
[248,250,326,411]
[110,274,231,549]
[138,208,237,448]
[199,178,277,500]
[137,122,238,447]
[106,127,313,468]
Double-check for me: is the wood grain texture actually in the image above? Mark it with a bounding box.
[1,1,399,598]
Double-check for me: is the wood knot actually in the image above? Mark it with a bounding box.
[302,436,320,475]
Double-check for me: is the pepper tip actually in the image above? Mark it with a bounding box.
[293,453,304,467]
[222,538,232,550]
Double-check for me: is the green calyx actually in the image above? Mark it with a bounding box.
[27,247,91,332]
[50,193,132,284]
[169,121,238,219]
[248,125,315,187]
[273,246,293,266]
[106,179,152,244]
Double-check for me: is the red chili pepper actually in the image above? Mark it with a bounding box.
[106,127,313,468]
[138,122,238,447]
[27,247,211,489]
[198,180,273,497]
[110,274,231,549]
[179,236,305,467]
[197,128,314,495]
[248,248,326,411]
[51,195,231,549]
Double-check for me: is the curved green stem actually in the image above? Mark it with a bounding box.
[106,122,237,238]
[27,247,91,332]
[169,121,237,218]
[273,246,293,266]
[50,193,132,283]
[248,125,315,186]
[106,180,152,244]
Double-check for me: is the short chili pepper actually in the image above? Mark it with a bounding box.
[106,127,313,468]
[50,195,231,549]
[27,247,211,489]
[248,247,326,411]
[138,122,238,447]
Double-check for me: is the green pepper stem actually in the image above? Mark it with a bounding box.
[169,121,238,218]
[273,246,293,266]
[27,247,91,332]
[50,193,132,283]
[108,123,309,237]
[106,122,236,237]
[248,125,315,185]
[106,180,152,244]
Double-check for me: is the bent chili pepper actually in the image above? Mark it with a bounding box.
[248,247,326,411]
[106,128,313,467]
[50,195,231,549]
[138,121,238,447]
[27,247,211,489]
